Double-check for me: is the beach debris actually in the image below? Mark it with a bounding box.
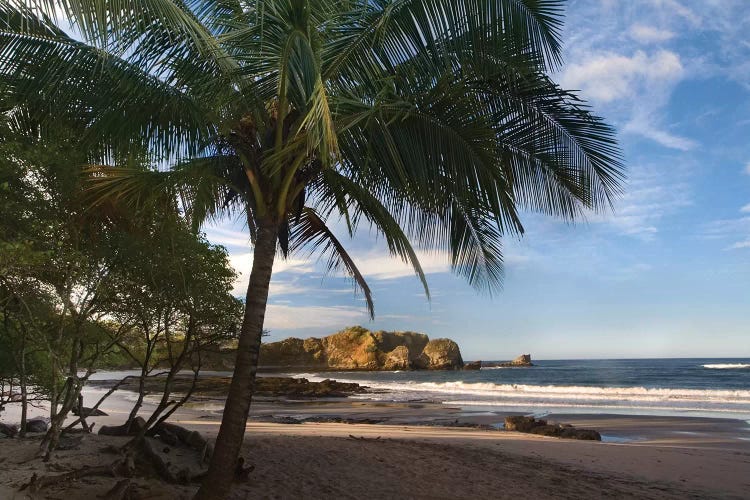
[348,434,382,441]
[504,416,601,440]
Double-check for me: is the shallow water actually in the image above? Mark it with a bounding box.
[281,358,750,420]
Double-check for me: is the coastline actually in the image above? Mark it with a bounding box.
[1,373,749,498]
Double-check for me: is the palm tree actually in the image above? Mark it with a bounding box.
[1,0,623,497]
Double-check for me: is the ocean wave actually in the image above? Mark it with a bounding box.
[377,380,750,401]
[702,364,750,369]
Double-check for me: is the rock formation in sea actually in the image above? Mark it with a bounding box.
[259,326,464,371]
[482,354,534,368]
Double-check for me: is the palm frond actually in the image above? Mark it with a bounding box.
[288,207,374,318]
[313,168,430,300]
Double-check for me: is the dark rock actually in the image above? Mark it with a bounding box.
[99,416,146,436]
[254,377,367,398]
[485,354,534,368]
[0,422,18,437]
[463,361,482,370]
[24,417,48,433]
[504,416,546,432]
[561,428,601,440]
[250,415,302,424]
[504,416,600,441]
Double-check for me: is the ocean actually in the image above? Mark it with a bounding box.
[290,358,750,420]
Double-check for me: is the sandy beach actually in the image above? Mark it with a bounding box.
[1,386,749,499]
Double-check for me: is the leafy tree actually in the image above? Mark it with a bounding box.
[1,1,624,496]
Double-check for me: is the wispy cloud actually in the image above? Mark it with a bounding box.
[203,225,252,249]
[560,46,694,150]
[560,50,683,103]
[728,239,750,250]
[588,164,692,239]
[744,162,750,175]
[622,114,697,151]
[741,203,750,213]
[264,304,367,330]
[701,216,750,250]
[629,24,674,44]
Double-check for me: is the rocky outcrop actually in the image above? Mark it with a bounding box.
[259,326,464,371]
[24,418,48,433]
[462,361,482,370]
[483,354,534,368]
[504,416,601,441]
[254,377,367,397]
[418,339,463,370]
[0,422,18,438]
[383,345,411,370]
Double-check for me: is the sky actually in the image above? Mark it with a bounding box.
[204,0,750,360]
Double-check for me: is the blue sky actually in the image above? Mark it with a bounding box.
[205,0,750,360]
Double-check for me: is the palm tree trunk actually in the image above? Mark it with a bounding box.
[194,220,278,500]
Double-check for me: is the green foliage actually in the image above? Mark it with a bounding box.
[0,0,624,318]
[0,120,241,416]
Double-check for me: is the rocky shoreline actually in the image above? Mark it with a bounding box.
[88,375,369,399]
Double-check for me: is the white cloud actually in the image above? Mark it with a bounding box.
[744,163,750,175]
[264,304,367,330]
[728,239,750,250]
[741,203,750,213]
[588,164,692,239]
[228,252,314,295]
[629,24,674,44]
[204,226,252,249]
[353,251,450,280]
[622,115,697,151]
[560,49,695,150]
[701,216,750,251]
[560,50,683,103]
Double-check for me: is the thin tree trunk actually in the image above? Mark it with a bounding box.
[20,343,27,438]
[194,220,278,500]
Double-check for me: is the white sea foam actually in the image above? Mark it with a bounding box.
[298,374,750,419]
[702,364,750,369]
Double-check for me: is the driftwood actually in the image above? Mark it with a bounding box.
[348,434,382,441]
[19,462,125,494]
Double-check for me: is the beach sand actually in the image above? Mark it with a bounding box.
[1,384,749,499]
[1,414,749,499]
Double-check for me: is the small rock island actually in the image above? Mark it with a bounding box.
[259,326,464,371]
[487,354,534,368]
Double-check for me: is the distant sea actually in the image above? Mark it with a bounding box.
[290,358,750,421]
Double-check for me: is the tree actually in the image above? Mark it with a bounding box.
[1,1,624,497]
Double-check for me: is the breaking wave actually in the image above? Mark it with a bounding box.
[703,364,750,369]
